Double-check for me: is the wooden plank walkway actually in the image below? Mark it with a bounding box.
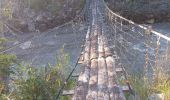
[72,0,127,99]
[72,25,126,99]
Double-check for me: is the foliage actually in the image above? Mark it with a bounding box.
[0,0,13,33]
[1,0,13,19]
[128,53,170,100]
[150,65,170,99]
[0,22,4,33]
[128,73,150,100]
[129,71,170,100]
[0,38,7,51]
[0,54,16,76]
[0,47,75,100]
[0,54,16,99]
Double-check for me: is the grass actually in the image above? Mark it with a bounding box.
[127,55,170,100]
[127,69,170,100]
[128,73,150,100]
[0,47,76,100]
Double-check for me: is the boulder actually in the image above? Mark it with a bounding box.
[38,23,47,32]
[149,93,165,100]
[18,20,29,32]
[27,20,36,32]
[146,19,155,24]
[128,94,140,100]
[20,41,32,50]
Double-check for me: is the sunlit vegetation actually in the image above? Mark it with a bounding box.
[0,38,7,51]
[0,54,16,99]
[127,52,170,100]
[0,48,75,100]
[1,1,13,19]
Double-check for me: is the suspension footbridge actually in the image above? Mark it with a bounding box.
[1,0,170,99]
[56,0,170,99]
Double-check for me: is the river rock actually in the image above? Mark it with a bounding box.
[146,19,155,24]
[148,93,164,100]
[27,20,36,32]
[128,94,140,100]
[20,41,32,50]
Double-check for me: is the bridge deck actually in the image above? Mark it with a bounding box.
[72,0,126,99]
[72,27,126,100]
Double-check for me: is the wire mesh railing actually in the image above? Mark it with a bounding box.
[102,1,170,99]
[103,0,170,81]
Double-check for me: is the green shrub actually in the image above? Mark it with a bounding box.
[0,47,75,100]
[128,73,150,100]
[128,52,170,100]
[0,38,7,51]
[0,54,16,100]
[0,54,16,77]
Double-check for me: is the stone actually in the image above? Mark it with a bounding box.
[149,93,165,100]
[146,19,155,24]
[20,41,32,50]
[36,14,45,23]
[13,41,19,45]
[79,26,85,31]
[19,20,29,32]
[38,24,47,31]
[128,94,140,100]
[27,20,35,32]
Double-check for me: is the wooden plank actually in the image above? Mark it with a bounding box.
[104,45,112,57]
[73,51,91,100]
[66,85,129,96]
[63,90,74,95]
[101,19,126,98]
[73,26,91,100]
[65,85,129,95]
[72,68,118,78]
[86,24,98,99]
[74,67,90,100]
[105,56,116,100]
[78,54,84,64]
[86,59,98,100]
[98,36,104,58]
[72,74,79,78]
[90,36,98,60]
[122,85,130,92]
[97,23,110,100]
[116,68,123,72]
[97,57,109,100]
